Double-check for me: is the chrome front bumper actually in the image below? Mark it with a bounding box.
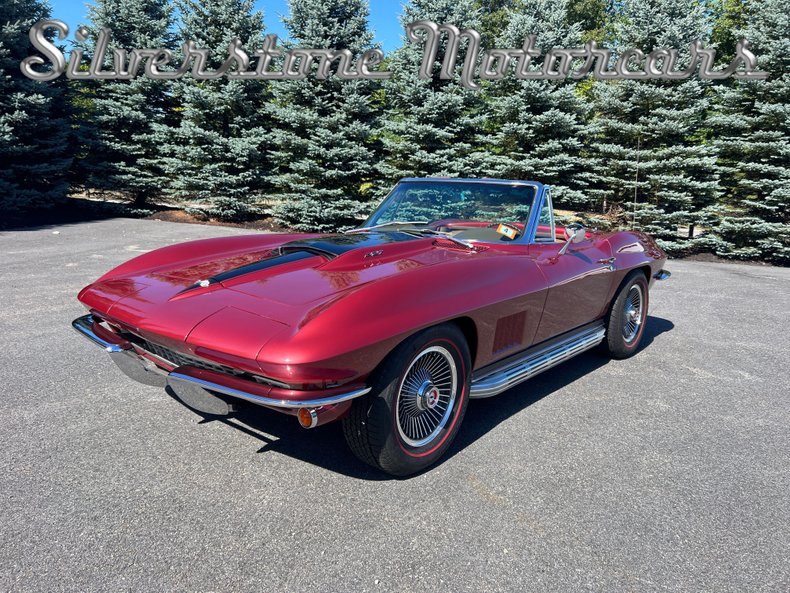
[72,314,371,410]
[72,314,129,353]
[166,372,371,409]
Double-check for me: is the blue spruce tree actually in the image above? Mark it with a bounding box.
[0,0,72,211]
[268,0,382,232]
[710,0,790,264]
[158,0,270,220]
[586,0,720,253]
[380,0,484,182]
[472,0,592,209]
[76,0,176,206]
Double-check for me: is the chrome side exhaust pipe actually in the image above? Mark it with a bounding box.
[470,323,606,398]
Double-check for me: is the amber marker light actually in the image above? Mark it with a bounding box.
[297,408,318,429]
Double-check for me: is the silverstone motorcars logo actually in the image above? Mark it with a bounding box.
[21,19,768,89]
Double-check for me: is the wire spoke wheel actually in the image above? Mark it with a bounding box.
[622,284,644,343]
[395,346,458,448]
[342,324,470,476]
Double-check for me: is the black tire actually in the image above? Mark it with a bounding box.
[342,324,471,476]
[603,270,650,359]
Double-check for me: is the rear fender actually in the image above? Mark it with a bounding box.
[607,231,667,298]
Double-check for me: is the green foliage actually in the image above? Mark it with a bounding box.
[157,0,271,220]
[710,0,746,61]
[567,0,609,43]
[380,0,484,185]
[1,0,787,264]
[0,0,72,211]
[268,0,382,232]
[585,0,721,250]
[708,0,790,264]
[75,0,176,205]
[474,0,520,45]
[472,0,593,209]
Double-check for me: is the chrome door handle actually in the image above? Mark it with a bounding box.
[598,257,616,271]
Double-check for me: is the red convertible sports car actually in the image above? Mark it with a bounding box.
[73,178,670,475]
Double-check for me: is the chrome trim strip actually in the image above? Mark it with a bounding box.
[72,314,129,353]
[523,184,548,245]
[400,177,544,189]
[654,269,671,281]
[470,323,606,398]
[166,372,372,409]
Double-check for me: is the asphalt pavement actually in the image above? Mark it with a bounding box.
[1,217,788,592]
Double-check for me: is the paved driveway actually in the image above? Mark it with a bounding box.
[1,218,788,592]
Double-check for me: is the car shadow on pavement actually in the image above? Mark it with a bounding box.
[174,315,674,480]
[165,387,390,481]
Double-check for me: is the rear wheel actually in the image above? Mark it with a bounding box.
[342,324,470,476]
[603,271,649,359]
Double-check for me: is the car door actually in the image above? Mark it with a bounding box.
[528,191,616,344]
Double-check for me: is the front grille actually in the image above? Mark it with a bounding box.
[94,316,288,386]
[130,335,242,376]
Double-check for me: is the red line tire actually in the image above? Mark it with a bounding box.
[342,323,471,476]
[603,270,650,359]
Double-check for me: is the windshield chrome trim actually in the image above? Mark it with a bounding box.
[530,185,556,244]
[399,177,545,190]
[522,184,550,245]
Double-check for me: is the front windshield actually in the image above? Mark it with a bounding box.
[361,180,537,242]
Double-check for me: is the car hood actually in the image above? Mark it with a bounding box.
[78,231,481,361]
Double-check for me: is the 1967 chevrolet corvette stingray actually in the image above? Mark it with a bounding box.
[73,178,670,475]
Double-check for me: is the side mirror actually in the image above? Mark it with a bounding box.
[558,223,586,255]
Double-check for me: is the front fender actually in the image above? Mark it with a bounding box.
[256,253,548,384]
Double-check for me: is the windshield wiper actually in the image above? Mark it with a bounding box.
[346,221,476,250]
[345,220,429,234]
[401,228,476,250]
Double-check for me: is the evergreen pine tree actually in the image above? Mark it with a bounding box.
[77,0,176,206]
[0,0,72,211]
[585,0,720,252]
[380,0,484,184]
[268,0,382,232]
[709,0,790,264]
[158,0,270,220]
[567,0,609,44]
[475,0,515,45]
[710,0,746,62]
[471,0,592,209]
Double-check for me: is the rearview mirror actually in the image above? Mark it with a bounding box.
[558,223,586,255]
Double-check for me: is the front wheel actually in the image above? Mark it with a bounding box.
[342,324,470,476]
[602,270,650,359]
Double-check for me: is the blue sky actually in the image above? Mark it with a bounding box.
[48,0,406,51]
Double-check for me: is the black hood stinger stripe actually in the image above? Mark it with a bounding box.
[179,250,315,293]
[178,231,419,295]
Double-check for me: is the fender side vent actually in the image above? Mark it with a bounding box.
[492,312,526,353]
